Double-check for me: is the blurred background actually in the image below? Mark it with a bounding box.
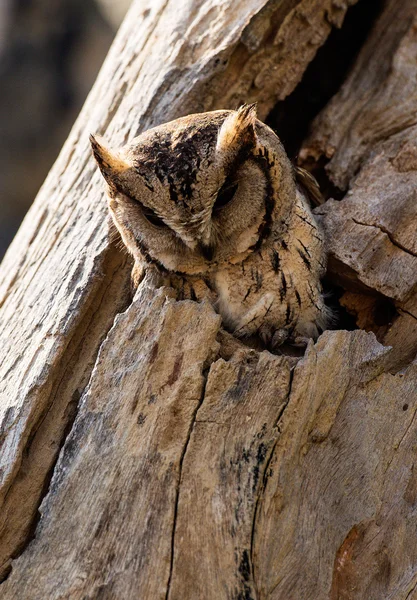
[0,0,132,260]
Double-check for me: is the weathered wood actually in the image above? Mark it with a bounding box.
[1,282,222,598]
[299,0,417,189]
[169,349,291,599]
[255,331,417,599]
[2,0,417,598]
[0,0,358,581]
[300,0,417,371]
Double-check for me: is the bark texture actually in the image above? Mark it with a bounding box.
[1,0,417,599]
[300,0,417,372]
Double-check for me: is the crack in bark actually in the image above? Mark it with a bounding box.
[398,307,417,321]
[351,217,417,259]
[405,579,417,600]
[249,366,295,598]
[0,249,132,584]
[165,364,213,600]
[402,564,417,600]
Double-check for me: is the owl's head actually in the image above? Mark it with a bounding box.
[90,105,295,275]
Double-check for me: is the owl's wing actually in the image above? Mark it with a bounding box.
[294,166,324,207]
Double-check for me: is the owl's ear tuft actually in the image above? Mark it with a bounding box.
[216,104,257,160]
[90,134,130,186]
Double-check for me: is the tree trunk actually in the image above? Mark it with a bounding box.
[1,0,417,598]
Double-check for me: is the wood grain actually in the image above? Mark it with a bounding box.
[3,0,417,598]
[300,0,417,371]
[0,0,357,579]
[254,330,417,599]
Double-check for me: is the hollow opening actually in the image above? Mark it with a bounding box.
[267,0,386,199]
[323,281,399,337]
[265,0,391,346]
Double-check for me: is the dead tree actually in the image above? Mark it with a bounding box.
[1,0,417,598]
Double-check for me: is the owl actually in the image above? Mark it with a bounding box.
[90,105,329,347]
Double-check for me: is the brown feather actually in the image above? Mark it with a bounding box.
[294,166,324,207]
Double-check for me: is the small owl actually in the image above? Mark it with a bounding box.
[91,105,329,347]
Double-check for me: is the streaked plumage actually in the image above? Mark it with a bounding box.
[91,105,329,346]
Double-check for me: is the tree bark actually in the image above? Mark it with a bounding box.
[1,0,417,599]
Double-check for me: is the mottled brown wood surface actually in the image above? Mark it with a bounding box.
[2,0,417,598]
[300,0,417,372]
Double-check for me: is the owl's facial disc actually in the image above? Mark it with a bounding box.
[106,158,268,273]
[91,105,281,274]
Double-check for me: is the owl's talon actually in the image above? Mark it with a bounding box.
[271,329,289,348]
[259,324,273,346]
